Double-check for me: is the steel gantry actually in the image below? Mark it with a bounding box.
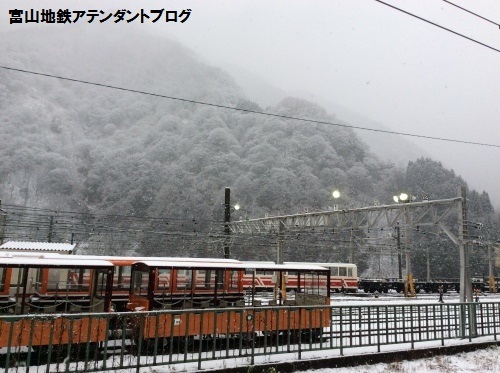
[230,198,462,236]
[230,195,474,305]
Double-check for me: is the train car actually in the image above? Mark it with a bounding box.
[242,261,358,293]
[127,260,246,311]
[0,251,243,311]
[0,256,114,348]
[127,260,331,348]
[0,255,332,358]
[84,255,244,311]
[285,262,358,293]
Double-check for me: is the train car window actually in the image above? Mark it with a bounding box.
[299,272,328,295]
[35,268,43,292]
[195,269,214,289]
[94,269,108,297]
[10,268,38,297]
[46,268,70,291]
[0,267,5,292]
[157,268,171,291]
[40,268,89,292]
[10,268,22,287]
[347,268,353,277]
[131,271,149,296]
[67,268,90,291]
[228,270,239,289]
[115,266,132,290]
[216,270,224,289]
[256,270,272,275]
[176,269,192,290]
[330,267,339,276]
[8,268,23,298]
[339,267,347,277]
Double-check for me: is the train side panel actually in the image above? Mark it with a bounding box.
[0,316,108,347]
[137,306,331,339]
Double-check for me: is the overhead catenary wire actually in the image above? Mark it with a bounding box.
[0,65,499,148]
[1,203,213,224]
[1,204,449,242]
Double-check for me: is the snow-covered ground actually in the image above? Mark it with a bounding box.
[130,338,500,372]
[297,345,500,373]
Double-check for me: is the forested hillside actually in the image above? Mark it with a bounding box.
[0,26,496,278]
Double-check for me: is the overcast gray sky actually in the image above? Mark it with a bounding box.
[1,1,499,207]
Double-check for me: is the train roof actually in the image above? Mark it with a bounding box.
[0,251,244,265]
[0,256,114,268]
[245,263,329,272]
[133,260,247,269]
[134,260,328,272]
[42,254,242,265]
[284,261,357,268]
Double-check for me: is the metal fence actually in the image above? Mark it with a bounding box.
[1,301,499,372]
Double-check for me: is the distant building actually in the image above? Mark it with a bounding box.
[0,241,75,254]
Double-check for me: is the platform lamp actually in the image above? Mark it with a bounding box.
[332,190,340,211]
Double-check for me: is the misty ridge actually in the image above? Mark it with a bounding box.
[0,26,497,278]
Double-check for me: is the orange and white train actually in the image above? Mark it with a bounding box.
[0,252,333,354]
[242,261,358,293]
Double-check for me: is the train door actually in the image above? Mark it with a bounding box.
[92,268,114,312]
[128,267,151,311]
[154,268,172,309]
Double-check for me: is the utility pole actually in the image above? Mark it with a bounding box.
[459,186,473,303]
[403,204,415,297]
[223,187,231,259]
[396,222,402,280]
[488,244,497,293]
[47,216,54,243]
[277,220,285,264]
[459,186,476,338]
[0,200,6,245]
[426,243,431,282]
[349,229,355,264]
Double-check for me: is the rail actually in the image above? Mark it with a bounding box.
[0,301,499,372]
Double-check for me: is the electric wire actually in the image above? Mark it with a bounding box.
[441,0,500,28]
[0,64,499,148]
[374,0,500,53]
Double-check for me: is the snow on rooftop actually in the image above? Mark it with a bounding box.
[0,241,75,253]
[0,256,113,267]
